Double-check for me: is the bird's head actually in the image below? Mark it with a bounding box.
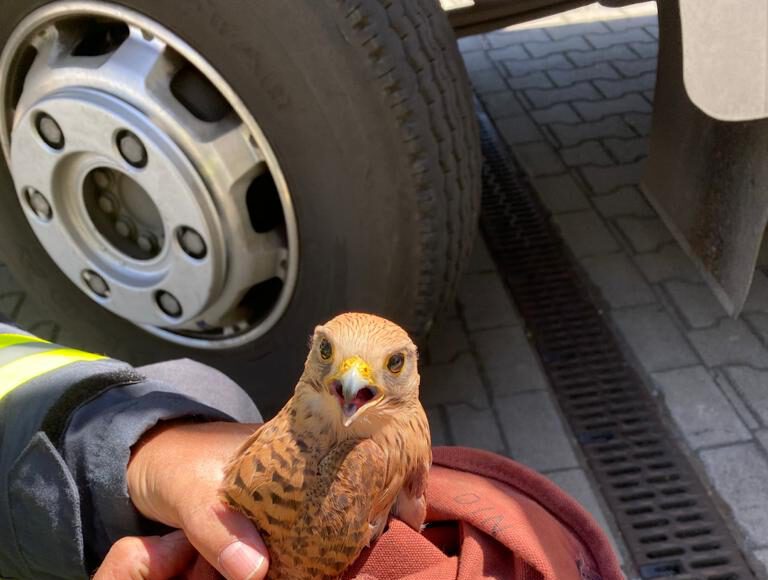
[298,312,420,432]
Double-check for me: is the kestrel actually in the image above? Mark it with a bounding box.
[221,312,432,580]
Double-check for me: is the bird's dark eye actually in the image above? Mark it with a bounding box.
[318,338,333,360]
[387,353,405,374]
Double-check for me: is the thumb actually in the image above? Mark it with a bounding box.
[94,530,195,579]
[182,501,270,580]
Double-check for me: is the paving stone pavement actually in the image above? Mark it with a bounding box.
[454,2,768,577]
[422,233,633,573]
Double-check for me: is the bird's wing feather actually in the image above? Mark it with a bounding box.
[391,404,432,530]
[262,437,389,578]
[309,437,388,537]
[221,412,309,533]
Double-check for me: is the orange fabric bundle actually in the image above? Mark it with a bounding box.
[344,447,624,580]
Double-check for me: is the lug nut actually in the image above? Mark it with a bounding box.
[156,290,182,318]
[97,194,117,215]
[137,232,158,254]
[92,169,111,189]
[25,188,52,221]
[115,217,134,239]
[117,130,147,168]
[82,270,110,298]
[178,226,207,259]
[36,112,64,150]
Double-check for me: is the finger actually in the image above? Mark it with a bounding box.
[94,530,196,580]
[181,502,269,580]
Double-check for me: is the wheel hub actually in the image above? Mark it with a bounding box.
[11,87,224,327]
[0,4,299,348]
[84,166,164,260]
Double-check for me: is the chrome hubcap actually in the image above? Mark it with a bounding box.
[0,2,299,348]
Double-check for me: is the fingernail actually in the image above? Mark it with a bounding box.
[219,541,266,580]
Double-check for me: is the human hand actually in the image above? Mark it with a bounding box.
[93,529,217,579]
[120,420,269,580]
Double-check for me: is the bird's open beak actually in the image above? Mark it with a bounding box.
[330,356,380,427]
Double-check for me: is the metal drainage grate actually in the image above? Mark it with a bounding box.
[475,105,757,580]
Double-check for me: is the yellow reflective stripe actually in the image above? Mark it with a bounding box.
[0,333,50,349]
[0,348,106,401]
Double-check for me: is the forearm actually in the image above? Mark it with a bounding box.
[0,323,262,578]
[64,359,263,570]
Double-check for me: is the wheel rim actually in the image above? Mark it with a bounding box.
[0,2,299,349]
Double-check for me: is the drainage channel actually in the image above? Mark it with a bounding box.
[475,105,757,580]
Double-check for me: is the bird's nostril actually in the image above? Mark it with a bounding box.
[334,381,344,398]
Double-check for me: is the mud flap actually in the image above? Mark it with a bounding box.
[642,0,768,315]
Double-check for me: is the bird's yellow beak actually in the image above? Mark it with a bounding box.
[338,356,374,384]
[330,356,380,426]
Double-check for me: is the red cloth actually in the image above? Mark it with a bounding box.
[344,447,624,580]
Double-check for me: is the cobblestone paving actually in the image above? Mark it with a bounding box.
[455,2,768,577]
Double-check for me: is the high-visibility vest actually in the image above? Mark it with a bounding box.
[0,333,106,402]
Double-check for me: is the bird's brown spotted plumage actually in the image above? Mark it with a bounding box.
[221,313,431,580]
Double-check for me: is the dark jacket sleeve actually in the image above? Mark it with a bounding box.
[0,322,262,579]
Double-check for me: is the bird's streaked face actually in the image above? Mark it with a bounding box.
[301,313,419,429]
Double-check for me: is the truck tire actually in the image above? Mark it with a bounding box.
[0,0,480,414]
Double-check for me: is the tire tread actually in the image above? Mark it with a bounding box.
[335,0,481,336]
